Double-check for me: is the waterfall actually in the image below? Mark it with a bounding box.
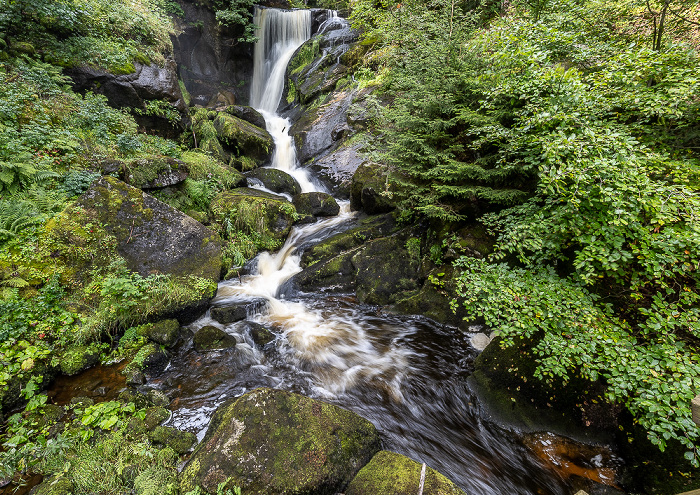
[250,7,311,113]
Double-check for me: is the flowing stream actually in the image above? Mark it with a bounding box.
[153,8,624,495]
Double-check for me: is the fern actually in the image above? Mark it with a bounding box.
[1,277,30,288]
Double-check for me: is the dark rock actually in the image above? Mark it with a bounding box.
[193,325,237,352]
[128,343,169,372]
[293,192,340,217]
[351,162,396,214]
[66,61,185,138]
[147,389,171,408]
[93,386,108,396]
[297,63,349,105]
[69,396,94,408]
[294,249,358,293]
[138,319,180,347]
[308,139,366,198]
[78,177,222,283]
[125,370,147,387]
[352,234,420,305]
[32,475,73,495]
[290,89,355,165]
[10,41,35,56]
[121,156,189,190]
[245,168,301,196]
[211,188,296,242]
[225,105,267,129]
[149,426,197,454]
[119,390,151,411]
[240,321,276,347]
[144,406,171,431]
[179,387,380,494]
[210,305,247,324]
[212,112,274,167]
[346,451,466,495]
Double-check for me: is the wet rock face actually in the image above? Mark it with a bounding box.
[245,168,301,196]
[345,451,466,495]
[292,191,340,217]
[351,162,397,214]
[66,61,186,138]
[172,1,255,107]
[78,177,222,282]
[179,387,381,494]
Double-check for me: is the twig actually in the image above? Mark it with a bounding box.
[418,463,426,495]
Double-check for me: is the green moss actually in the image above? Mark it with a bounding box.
[149,426,197,454]
[59,343,102,375]
[345,451,466,495]
[179,80,191,106]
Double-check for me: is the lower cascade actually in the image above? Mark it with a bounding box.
[157,7,622,495]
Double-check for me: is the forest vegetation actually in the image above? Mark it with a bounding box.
[0,0,698,492]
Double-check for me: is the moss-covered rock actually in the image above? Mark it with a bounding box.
[294,248,359,293]
[138,319,180,347]
[350,162,396,214]
[193,325,237,352]
[59,343,101,376]
[126,343,169,373]
[213,112,273,167]
[78,177,222,283]
[32,475,73,495]
[179,387,380,494]
[147,389,171,408]
[149,426,197,454]
[245,168,301,196]
[180,151,246,189]
[345,451,466,495]
[293,192,340,217]
[224,105,267,129]
[352,233,420,305]
[211,188,297,242]
[210,305,247,324]
[240,321,276,347]
[121,156,189,190]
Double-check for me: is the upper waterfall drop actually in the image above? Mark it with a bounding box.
[250,7,311,113]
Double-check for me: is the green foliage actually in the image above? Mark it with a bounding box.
[215,0,258,43]
[61,170,102,197]
[132,99,181,125]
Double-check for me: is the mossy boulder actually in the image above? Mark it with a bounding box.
[180,151,247,189]
[179,387,380,494]
[212,112,273,166]
[138,319,180,347]
[32,475,73,495]
[352,234,420,305]
[301,213,398,267]
[126,343,169,373]
[149,426,197,454]
[245,168,301,196]
[211,188,297,242]
[193,325,237,352]
[224,105,267,129]
[59,343,101,376]
[294,248,358,293]
[345,451,466,495]
[78,177,222,283]
[121,156,189,190]
[293,192,340,217]
[210,305,247,324]
[10,41,36,56]
[351,162,396,214]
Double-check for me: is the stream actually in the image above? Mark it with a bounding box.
[36,7,625,495]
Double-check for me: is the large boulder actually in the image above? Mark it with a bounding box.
[224,105,267,129]
[245,168,301,196]
[179,387,380,494]
[309,140,367,198]
[345,451,466,495]
[211,188,296,242]
[213,113,274,169]
[78,177,221,282]
[66,61,186,138]
[193,325,237,352]
[292,192,340,217]
[350,162,397,214]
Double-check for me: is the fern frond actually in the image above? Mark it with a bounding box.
[1,277,29,288]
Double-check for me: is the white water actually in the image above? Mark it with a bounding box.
[209,7,414,396]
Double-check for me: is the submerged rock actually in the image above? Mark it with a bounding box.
[245,168,301,196]
[292,191,340,217]
[345,451,466,495]
[78,177,222,283]
[210,305,247,324]
[179,387,380,494]
[193,325,237,352]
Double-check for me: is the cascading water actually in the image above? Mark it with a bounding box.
[156,8,624,495]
